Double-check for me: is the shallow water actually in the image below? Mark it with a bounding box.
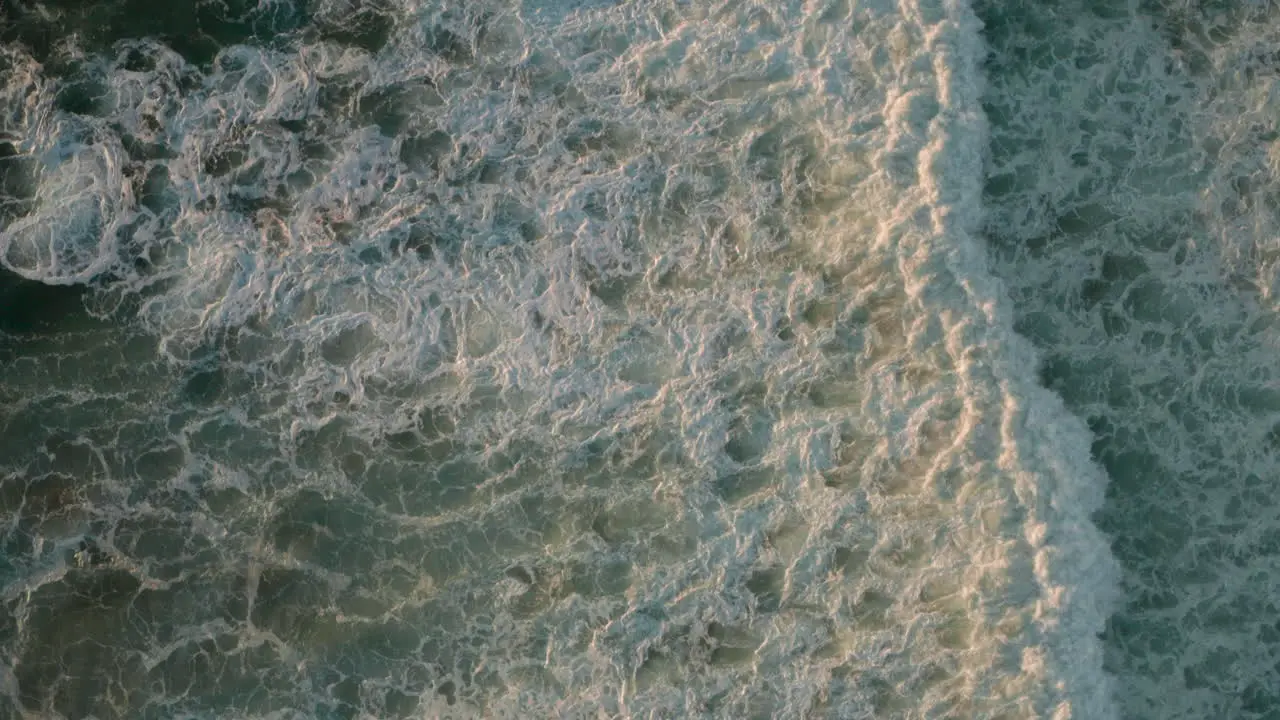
[0,0,1275,717]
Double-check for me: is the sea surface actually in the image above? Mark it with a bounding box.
[0,0,1276,717]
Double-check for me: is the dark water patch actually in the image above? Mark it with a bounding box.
[400,129,454,174]
[0,268,95,336]
[250,566,335,642]
[183,365,227,405]
[745,566,783,612]
[11,566,144,718]
[55,72,108,116]
[310,0,397,54]
[1,0,308,66]
[423,24,473,63]
[358,83,435,137]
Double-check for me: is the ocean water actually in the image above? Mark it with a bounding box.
[0,0,1273,717]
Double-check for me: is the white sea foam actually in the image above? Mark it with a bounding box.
[0,0,1123,716]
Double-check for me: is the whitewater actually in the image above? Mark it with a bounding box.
[2,0,1278,716]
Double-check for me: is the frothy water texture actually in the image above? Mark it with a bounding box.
[0,0,1267,717]
[980,0,1280,716]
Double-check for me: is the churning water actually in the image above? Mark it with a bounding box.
[0,0,1276,717]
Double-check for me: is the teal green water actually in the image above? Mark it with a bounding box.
[979,0,1280,716]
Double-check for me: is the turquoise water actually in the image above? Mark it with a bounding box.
[0,0,1275,717]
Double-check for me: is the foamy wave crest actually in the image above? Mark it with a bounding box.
[0,0,1119,716]
[0,50,135,284]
